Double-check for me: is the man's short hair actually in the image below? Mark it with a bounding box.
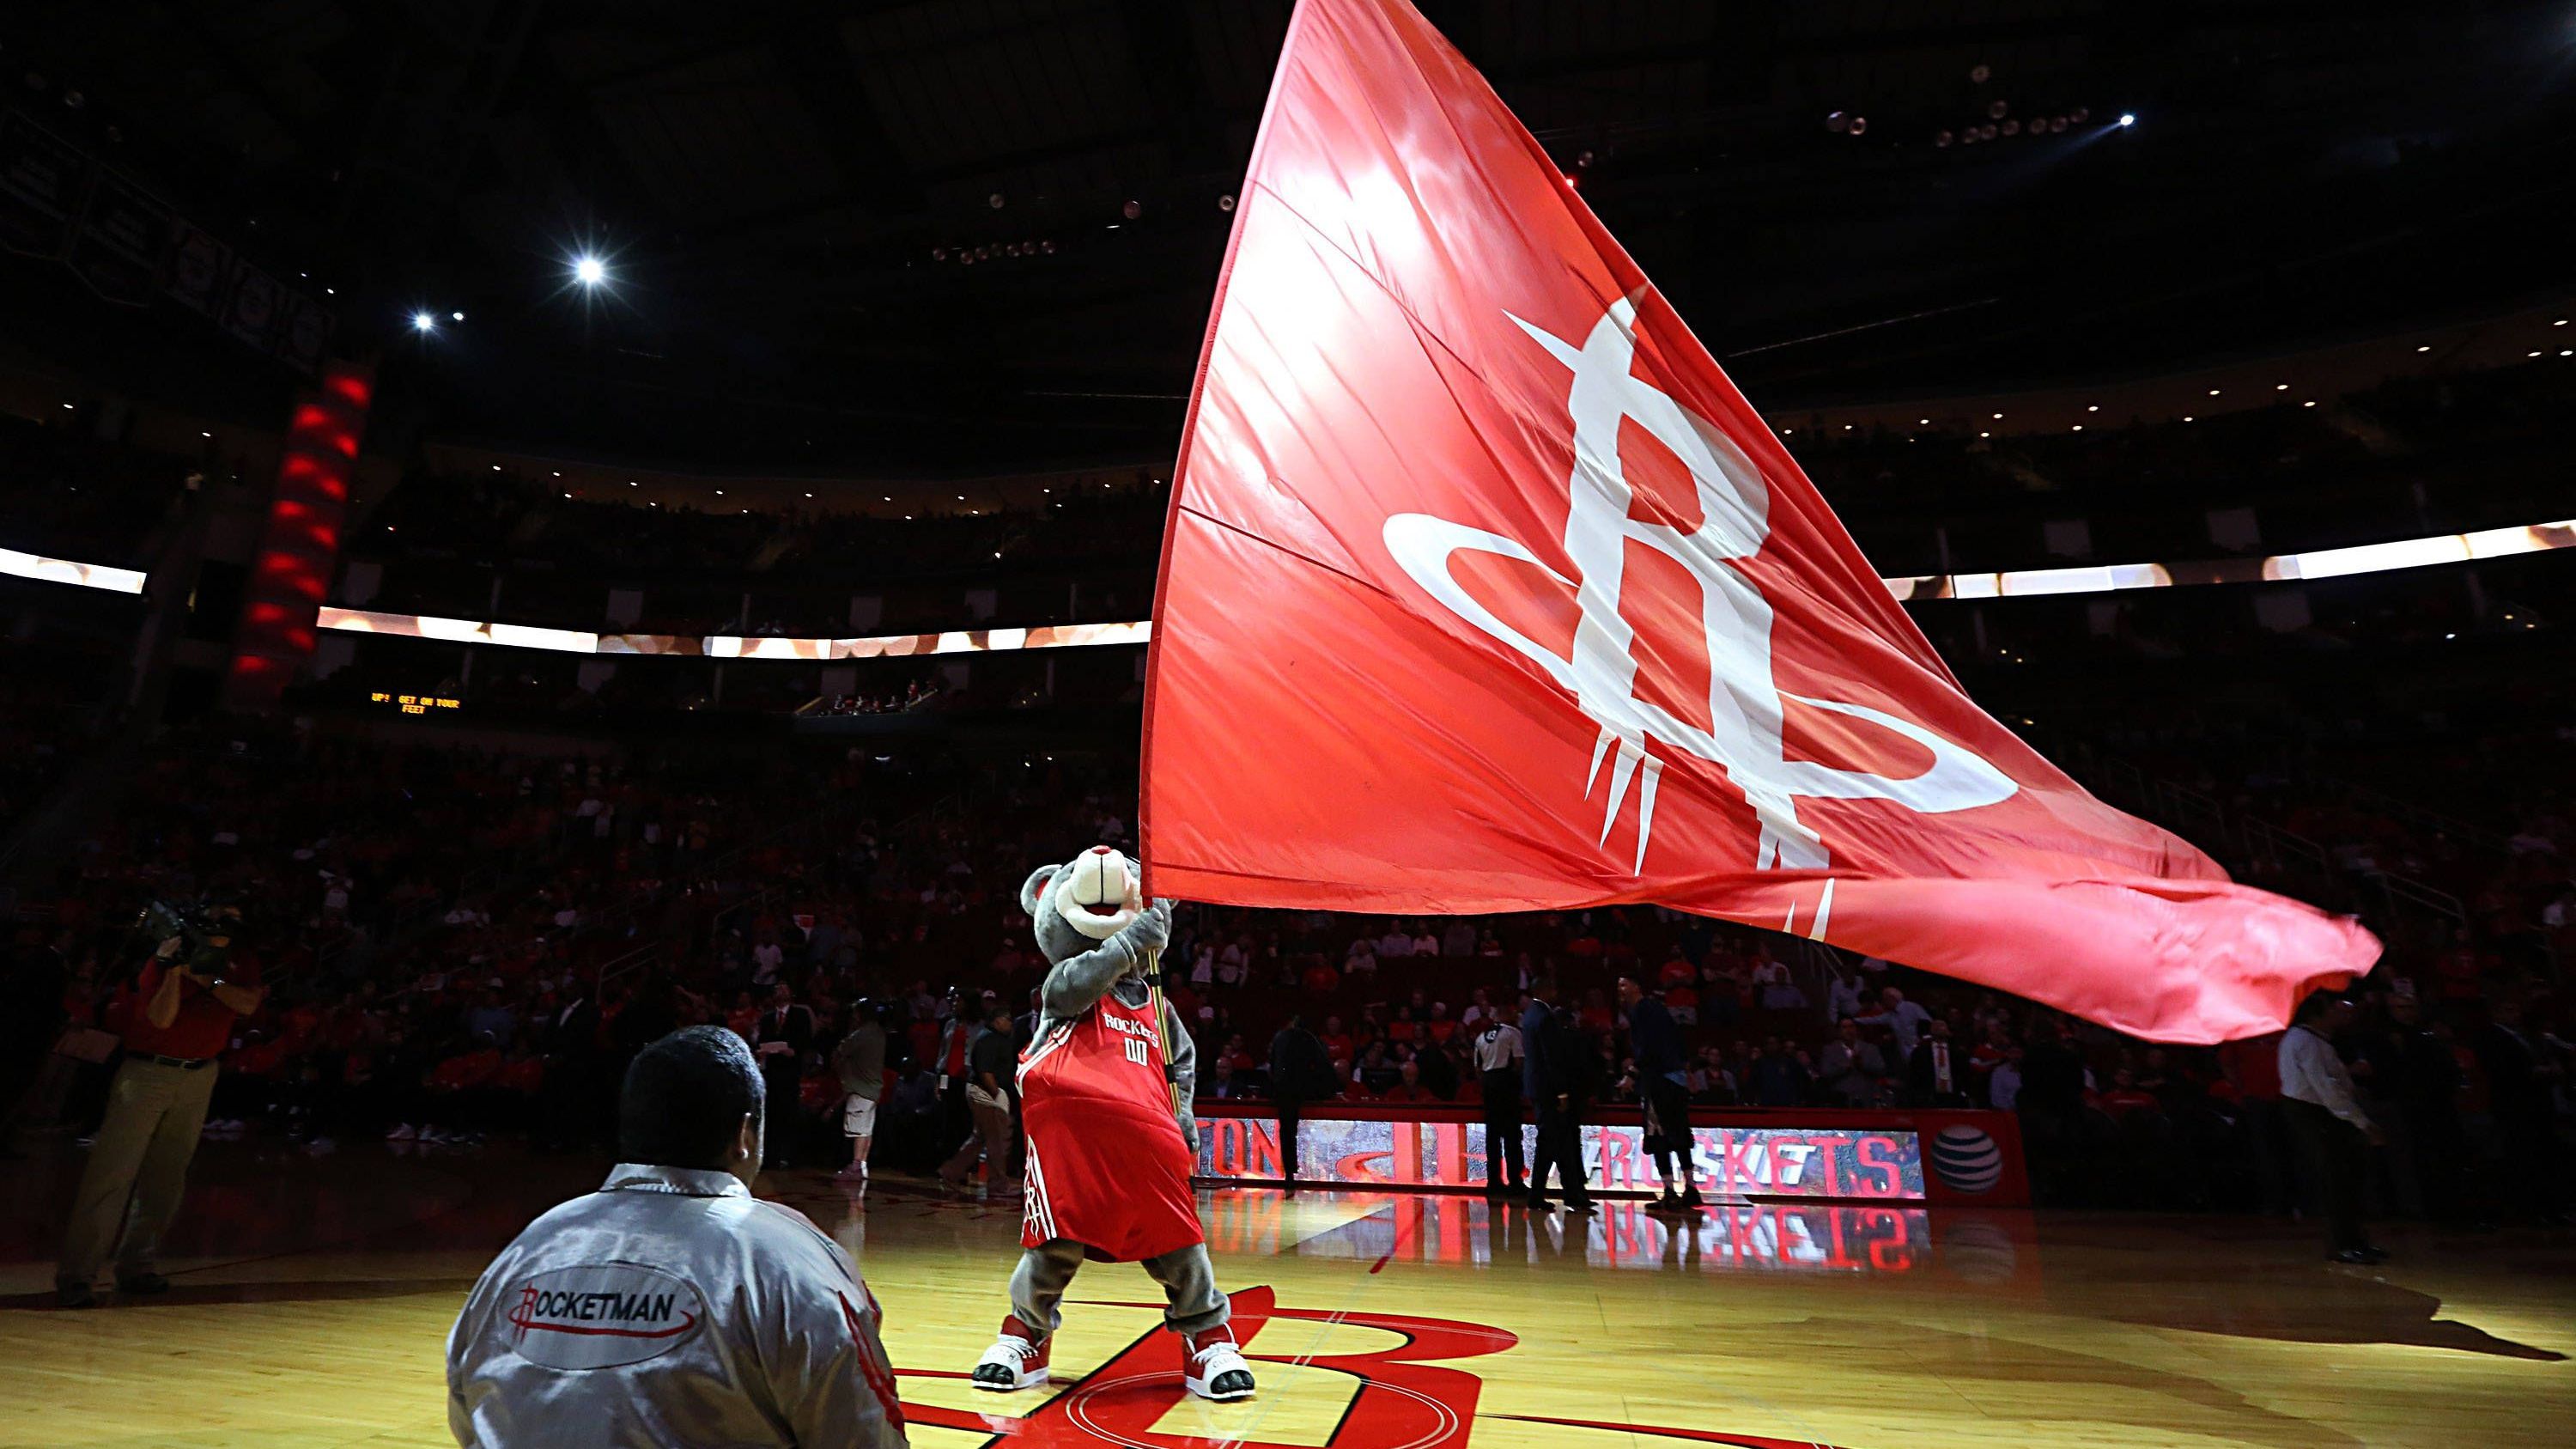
[619,1026,764,1168]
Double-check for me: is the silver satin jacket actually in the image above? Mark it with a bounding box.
[447,1164,907,1447]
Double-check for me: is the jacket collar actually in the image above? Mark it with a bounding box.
[600,1162,750,1198]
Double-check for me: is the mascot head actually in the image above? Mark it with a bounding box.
[1022,845,1144,965]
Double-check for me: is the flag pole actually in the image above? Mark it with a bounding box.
[1142,947,1184,1114]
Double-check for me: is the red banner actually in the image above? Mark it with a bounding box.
[1139,0,2376,1042]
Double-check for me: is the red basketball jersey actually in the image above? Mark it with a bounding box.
[1018,989,1201,1261]
[1019,988,1173,1120]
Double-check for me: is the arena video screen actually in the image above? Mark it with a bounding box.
[1197,1117,1925,1200]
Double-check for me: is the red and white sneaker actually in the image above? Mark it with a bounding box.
[972,1315,1050,1391]
[1183,1325,1256,1401]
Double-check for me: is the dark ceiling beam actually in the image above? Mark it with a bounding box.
[1115,0,1228,176]
[767,12,924,213]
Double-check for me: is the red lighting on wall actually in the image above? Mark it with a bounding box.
[225,360,372,708]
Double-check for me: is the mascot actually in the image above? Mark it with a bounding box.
[970,846,1255,1402]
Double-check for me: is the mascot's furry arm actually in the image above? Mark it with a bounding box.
[1035,899,1170,1020]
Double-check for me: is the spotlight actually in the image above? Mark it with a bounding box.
[451,310,465,321]
[1122,199,1143,219]
[1826,112,1849,133]
[2117,113,2136,127]
[1218,194,1236,211]
[2415,344,2432,352]
[574,255,605,285]
[411,312,435,332]
[2275,382,2288,391]
[1847,115,1867,136]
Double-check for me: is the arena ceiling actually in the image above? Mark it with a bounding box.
[8,0,2574,473]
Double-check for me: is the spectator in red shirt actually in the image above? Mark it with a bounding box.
[58,924,264,1308]
[1319,1015,1353,1067]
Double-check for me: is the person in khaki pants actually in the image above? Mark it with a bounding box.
[939,1005,1022,1195]
[58,929,263,1307]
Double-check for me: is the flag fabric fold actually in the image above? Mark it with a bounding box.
[1139,0,2377,1043]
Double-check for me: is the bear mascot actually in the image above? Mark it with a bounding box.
[969,845,1255,1402]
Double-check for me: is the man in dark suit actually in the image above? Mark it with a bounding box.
[2476,997,2565,1222]
[541,985,604,1152]
[1267,1014,1336,1194]
[1523,983,1594,1215]
[753,983,815,1168]
[1906,1018,1971,1108]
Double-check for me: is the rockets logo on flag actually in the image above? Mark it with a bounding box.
[1139,0,2377,1042]
[1388,294,2018,875]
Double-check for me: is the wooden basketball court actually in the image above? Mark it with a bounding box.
[3,1140,2570,1447]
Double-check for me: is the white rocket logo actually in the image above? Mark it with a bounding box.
[1384,296,2015,875]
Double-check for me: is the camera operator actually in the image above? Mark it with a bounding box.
[57,909,264,1308]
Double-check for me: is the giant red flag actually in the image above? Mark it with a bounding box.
[1140,0,2377,1042]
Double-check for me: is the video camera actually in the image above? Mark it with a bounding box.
[137,897,245,969]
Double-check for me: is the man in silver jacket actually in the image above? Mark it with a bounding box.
[447,1026,908,1447]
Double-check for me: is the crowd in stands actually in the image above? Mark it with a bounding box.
[2,708,2566,1229]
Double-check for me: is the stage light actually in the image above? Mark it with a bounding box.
[2069,107,2089,124]
[2071,424,2084,431]
[1992,412,2002,420]
[1935,130,1953,147]
[1122,199,1143,219]
[988,192,1005,209]
[1918,418,1929,424]
[2416,344,2432,352]
[2087,405,2099,412]
[452,310,465,321]
[1826,112,1849,133]
[1970,64,1990,84]
[2001,119,2020,137]
[201,430,211,437]
[2208,388,2221,396]
[2117,113,2136,127]
[2184,415,2195,422]
[1848,115,1867,136]
[2531,350,2545,357]
[412,312,435,332]
[2304,400,2317,407]
[574,255,605,285]
[1988,100,2008,120]
[1979,431,1990,438]
[1218,194,1236,211]
[2275,382,2288,390]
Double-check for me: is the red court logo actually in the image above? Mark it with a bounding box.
[893,1284,1850,1447]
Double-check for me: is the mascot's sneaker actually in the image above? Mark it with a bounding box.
[972,1316,1050,1391]
[1182,1326,1256,1401]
